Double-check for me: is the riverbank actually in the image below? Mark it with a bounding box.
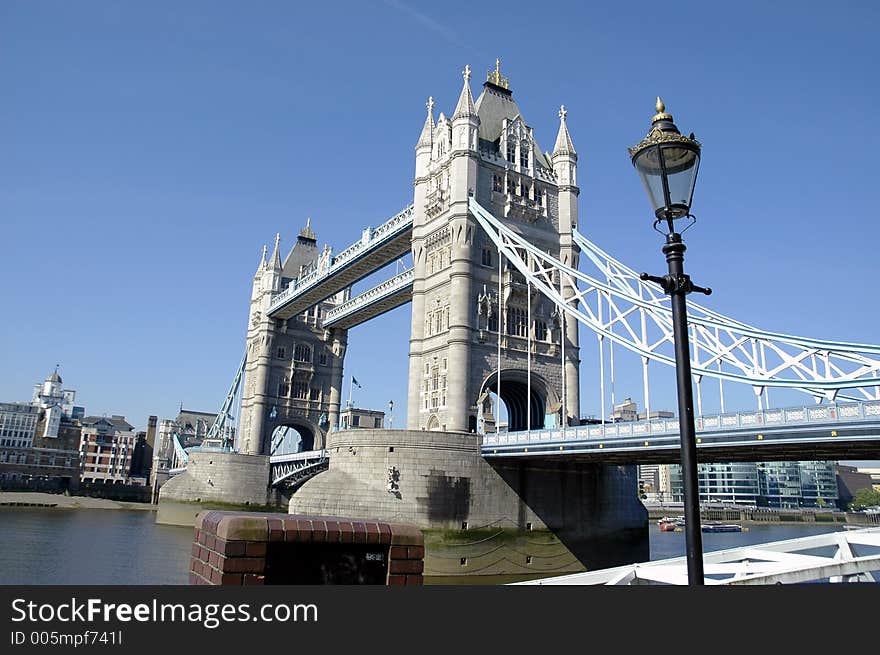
[0,491,155,512]
[645,503,880,526]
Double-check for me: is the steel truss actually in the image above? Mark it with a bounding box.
[468,197,880,404]
[269,450,329,487]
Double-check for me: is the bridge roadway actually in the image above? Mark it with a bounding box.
[268,205,414,321]
[482,399,880,465]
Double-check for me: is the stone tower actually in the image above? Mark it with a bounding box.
[406,62,580,433]
[239,222,348,455]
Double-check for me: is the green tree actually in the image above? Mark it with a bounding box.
[849,487,880,510]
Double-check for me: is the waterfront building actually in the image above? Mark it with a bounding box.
[0,369,85,490]
[31,367,84,439]
[0,402,39,449]
[78,415,137,483]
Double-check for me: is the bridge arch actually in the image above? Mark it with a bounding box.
[267,419,323,455]
[477,370,559,433]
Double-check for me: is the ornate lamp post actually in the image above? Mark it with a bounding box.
[388,400,394,429]
[629,98,711,585]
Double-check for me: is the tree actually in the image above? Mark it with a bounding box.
[849,487,880,510]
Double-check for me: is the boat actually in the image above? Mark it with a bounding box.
[701,523,744,533]
[658,516,686,531]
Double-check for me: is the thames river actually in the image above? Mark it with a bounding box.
[0,506,860,585]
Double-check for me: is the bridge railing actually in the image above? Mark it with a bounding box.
[268,205,414,314]
[482,399,880,447]
[324,268,414,324]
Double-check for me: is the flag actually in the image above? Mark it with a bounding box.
[352,377,362,388]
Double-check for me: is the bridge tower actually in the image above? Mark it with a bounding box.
[407,61,580,433]
[239,223,348,455]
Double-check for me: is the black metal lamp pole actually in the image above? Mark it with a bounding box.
[629,98,710,585]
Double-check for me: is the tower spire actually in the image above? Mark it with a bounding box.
[553,104,577,157]
[453,65,476,119]
[270,233,282,271]
[256,244,267,274]
[417,96,435,148]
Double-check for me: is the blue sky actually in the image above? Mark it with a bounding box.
[1,1,879,469]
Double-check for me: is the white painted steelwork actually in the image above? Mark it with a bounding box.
[269,449,329,487]
[268,205,414,316]
[469,197,880,402]
[323,268,414,328]
[484,399,880,447]
[511,527,880,585]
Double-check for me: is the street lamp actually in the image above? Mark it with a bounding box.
[388,400,394,429]
[629,97,710,585]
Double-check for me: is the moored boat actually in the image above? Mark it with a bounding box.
[701,523,744,533]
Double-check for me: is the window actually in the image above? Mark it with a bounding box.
[488,314,498,332]
[535,320,548,341]
[352,415,360,427]
[294,344,312,362]
[520,144,530,168]
[507,307,527,337]
[506,142,515,163]
[319,352,328,366]
[374,417,381,428]
[493,174,503,192]
[481,247,493,267]
[277,346,286,359]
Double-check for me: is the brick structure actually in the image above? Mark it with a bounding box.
[189,511,424,586]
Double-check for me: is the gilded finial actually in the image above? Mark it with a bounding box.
[274,232,281,249]
[426,96,434,115]
[463,64,471,82]
[652,96,673,123]
[559,105,567,121]
[486,57,509,90]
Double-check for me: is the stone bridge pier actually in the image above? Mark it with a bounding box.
[290,429,648,579]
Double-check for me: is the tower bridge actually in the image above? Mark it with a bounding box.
[158,61,880,577]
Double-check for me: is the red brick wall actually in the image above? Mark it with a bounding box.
[190,511,424,586]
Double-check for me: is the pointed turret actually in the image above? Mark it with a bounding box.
[270,233,282,271]
[452,65,477,119]
[452,65,479,154]
[417,97,435,149]
[552,105,577,158]
[255,244,267,276]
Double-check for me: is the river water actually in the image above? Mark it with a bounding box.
[0,508,859,585]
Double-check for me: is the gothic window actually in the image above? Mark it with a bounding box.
[522,182,530,199]
[293,383,309,400]
[481,247,493,267]
[493,174,503,192]
[536,320,548,341]
[310,387,320,401]
[507,307,527,337]
[294,344,312,363]
[520,144,530,168]
[276,346,286,359]
[507,142,515,163]
[278,379,290,397]
[488,313,498,333]
[319,352,328,366]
